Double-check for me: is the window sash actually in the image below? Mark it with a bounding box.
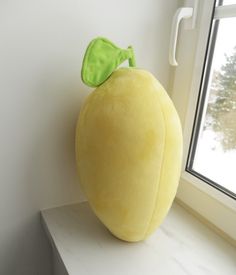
[185,0,236,200]
[215,4,236,19]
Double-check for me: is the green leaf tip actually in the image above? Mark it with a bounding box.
[81,37,136,87]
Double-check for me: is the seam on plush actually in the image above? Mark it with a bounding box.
[143,92,167,239]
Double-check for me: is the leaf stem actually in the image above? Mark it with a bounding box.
[128,46,136,67]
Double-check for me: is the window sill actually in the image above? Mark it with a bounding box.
[41,201,236,275]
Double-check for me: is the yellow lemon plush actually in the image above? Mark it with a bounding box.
[76,38,182,242]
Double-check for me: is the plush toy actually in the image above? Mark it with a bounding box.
[76,37,182,242]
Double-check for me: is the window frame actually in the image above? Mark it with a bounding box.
[171,0,236,241]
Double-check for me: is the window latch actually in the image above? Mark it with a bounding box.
[169,0,198,66]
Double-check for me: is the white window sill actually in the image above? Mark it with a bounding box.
[41,201,236,275]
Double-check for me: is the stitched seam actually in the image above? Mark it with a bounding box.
[143,93,167,239]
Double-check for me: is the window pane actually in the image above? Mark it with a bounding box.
[190,17,236,196]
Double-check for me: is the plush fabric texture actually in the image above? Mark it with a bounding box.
[81,37,135,87]
[76,68,183,242]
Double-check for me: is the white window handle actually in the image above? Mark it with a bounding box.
[169,7,193,66]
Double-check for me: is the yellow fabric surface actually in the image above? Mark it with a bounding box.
[76,68,182,242]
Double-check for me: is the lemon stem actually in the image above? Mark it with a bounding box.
[128,46,136,67]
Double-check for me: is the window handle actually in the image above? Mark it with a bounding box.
[169,7,193,66]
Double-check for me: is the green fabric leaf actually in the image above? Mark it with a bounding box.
[81,37,136,87]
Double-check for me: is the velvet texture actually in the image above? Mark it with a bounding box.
[76,68,182,242]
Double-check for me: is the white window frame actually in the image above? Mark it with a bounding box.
[171,0,236,241]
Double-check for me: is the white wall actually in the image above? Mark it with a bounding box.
[0,0,180,274]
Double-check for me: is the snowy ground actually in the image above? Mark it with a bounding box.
[193,130,236,195]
